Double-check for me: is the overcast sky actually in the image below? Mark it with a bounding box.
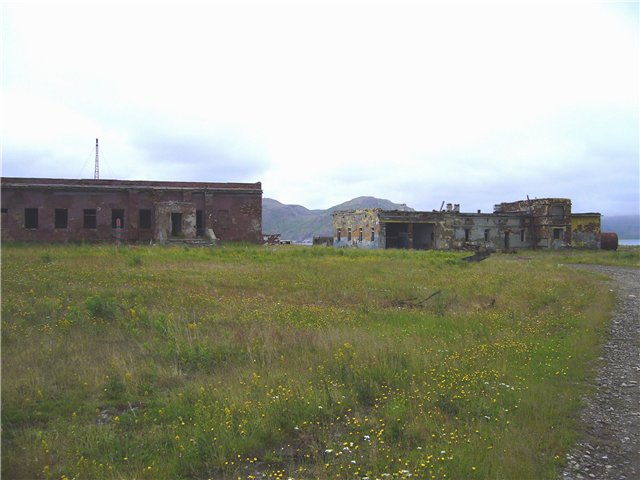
[2,0,638,215]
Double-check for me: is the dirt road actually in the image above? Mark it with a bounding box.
[562,265,639,480]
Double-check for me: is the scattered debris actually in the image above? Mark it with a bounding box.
[392,290,442,309]
[462,251,491,262]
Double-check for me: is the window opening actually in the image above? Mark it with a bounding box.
[551,205,565,221]
[553,228,563,240]
[484,229,490,241]
[139,209,152,229]
[520,229,525,242]
[112,209,125,229]
[347,228,352,242]
[54,209,68,229]
[371,228,375,242]
[24,208,38,229]
[464,228,470,242]
[358,227,363,242]
[84,209,97,229]
[337,228,341,242]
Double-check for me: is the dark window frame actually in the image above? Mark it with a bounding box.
[371,228,375,242]
[83,209,97,229]
[551,205,565,221]
[347,228,352,242]
[139,209,152,230]
[54,208,68,229]
[337,228,341,242]
[24,208,38,229]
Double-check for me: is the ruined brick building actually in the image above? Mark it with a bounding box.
[0,177,262,243]
[333,198,602,250]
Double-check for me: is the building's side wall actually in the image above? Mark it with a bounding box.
[571,214,601,249]
[496,198,572,248]
[448,214,530,250]
[333,210,535,251]
[0,180,262,243]
[1,187,132,242]
[209,192,262,243]
[332,209,382,248]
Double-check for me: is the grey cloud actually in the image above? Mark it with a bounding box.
[1,145,85,178]
[131,131,268,182]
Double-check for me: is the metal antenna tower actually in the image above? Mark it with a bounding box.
[94,138,99,179]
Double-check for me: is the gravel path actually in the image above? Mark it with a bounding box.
[561,265,639,480]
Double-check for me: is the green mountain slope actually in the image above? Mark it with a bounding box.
[263,196,412,243]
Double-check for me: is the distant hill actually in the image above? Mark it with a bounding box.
[328,196,413,213]
[263,196,413,243]
[601,215,640,239]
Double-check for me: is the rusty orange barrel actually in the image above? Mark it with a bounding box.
[601,232,618,250]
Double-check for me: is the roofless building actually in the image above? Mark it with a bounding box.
[332,198,603,250]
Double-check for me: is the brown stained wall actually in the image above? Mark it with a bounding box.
[1,177,262,243]
[496,198,572,248]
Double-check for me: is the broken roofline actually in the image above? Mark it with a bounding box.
[332,198,583,218]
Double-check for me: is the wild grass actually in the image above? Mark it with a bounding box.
[529,244,640,267]
[1,243,621,479]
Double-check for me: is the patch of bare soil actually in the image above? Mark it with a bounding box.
[562,266,639,480]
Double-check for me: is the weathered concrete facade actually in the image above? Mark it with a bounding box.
[571,213,602,249]
[495,198,572,249]
[333,198,601,250]
[1,177,262,243]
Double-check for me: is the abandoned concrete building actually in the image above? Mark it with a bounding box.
[333,198,603,250]
[0,177,262,244]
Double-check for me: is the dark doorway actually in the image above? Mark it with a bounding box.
[112,209,125,229]
[196,210,204,237]
[413,223,434,249]
[171,213,182,236]
[504,231,510,249]
[385,223,409,249]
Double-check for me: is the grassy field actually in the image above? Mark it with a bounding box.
[1,244,637,479]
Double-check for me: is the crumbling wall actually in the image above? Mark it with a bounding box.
[446,213,529,251]
[496,198,572,248]
[571,214,601,249]
[331,198,596,251]
[263,233,281,245]
[332,209,382,248]
[155,202,196,243]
